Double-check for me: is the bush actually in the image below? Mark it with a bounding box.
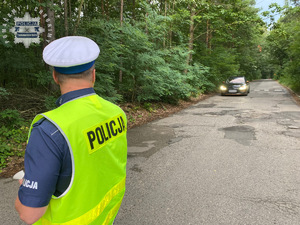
[0,87,10,100]
[0,109,29,170]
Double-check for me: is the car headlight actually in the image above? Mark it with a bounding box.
[220,85,227,91]
[239,85,247,91]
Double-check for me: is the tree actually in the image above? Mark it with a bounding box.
[266,4,300,91]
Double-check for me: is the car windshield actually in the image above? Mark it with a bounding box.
[227,77,245,84]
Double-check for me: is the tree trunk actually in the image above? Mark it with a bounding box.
[69,0,72,31]
[163,0,167,48]
[145,13,149,35]
[119,0,124,82]
[74,0,84,34]
[120,0,123,27]
[47,0,58,91]
[185,4,195,74]
[206,19,212,53]
[206,20,209,48]
[64,0,68,36]
[209,28,212,50]
[145,0,149,35]
[38,0,46,48]
[169,0,175,48]
[47,2,55,43]
[132,0,136,20]
[101,0,105,17]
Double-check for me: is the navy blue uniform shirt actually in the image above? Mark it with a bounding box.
[18,88,95,207]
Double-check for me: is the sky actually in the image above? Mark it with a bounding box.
[255,0,286,22]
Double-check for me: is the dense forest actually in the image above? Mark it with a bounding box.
[0,0,299,170]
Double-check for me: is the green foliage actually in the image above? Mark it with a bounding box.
[186,63,215,94]
[0,109,28,169]
[0,87,10,99]
[200,47,240,82]
[34,71,54,87]
[265,5,300,92]
[44,95,57,110]
[0,109,24,128]
[281,17,300,92]
[0,0,266,106]
[143,103,154,112]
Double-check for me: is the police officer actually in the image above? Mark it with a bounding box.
[15,36,127,225]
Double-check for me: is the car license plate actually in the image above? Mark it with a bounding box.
[229,90,237,93]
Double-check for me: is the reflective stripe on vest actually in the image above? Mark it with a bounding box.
[40,178,125,225]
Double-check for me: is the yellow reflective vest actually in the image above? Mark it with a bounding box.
[28,94,127,225]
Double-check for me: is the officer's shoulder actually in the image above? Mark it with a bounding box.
[32,118,59,135]
[99,96,123,110]
[32,118,47,127]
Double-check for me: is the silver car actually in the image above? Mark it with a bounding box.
[220,76,250,96]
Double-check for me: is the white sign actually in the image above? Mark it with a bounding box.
[9,12,45,48]
[1,5,53,48]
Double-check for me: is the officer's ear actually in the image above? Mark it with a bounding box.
[92,69,96,84]
[52,70,60,85]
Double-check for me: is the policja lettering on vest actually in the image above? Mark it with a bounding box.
[84,114,126,154]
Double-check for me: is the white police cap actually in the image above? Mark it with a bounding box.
[43,36,100,74]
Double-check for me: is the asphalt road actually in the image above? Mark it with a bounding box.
[1,79,300,224]
[115,79,300,225]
